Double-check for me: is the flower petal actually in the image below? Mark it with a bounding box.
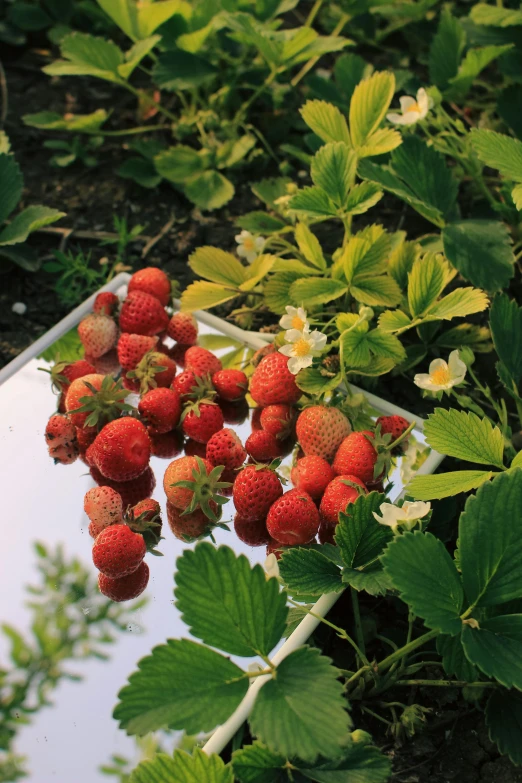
[284,328,305,343]
[387,112,409,125]
[399,95,416,112]
[278,344,294,357]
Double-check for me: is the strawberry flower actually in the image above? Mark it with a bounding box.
[264,553,280,580]
[414,350,467,392]
[387,88,432,126]
[235,230,266,264]
[373,500,431,534]
[278,326,328,375]
[279,305,309,333]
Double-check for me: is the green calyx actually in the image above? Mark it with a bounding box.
[127,351,167,394]
[70,375,134,429]
[184,374,217,403]
[370,420,415,480]
[38,356,70,394]
[172,456,232,521]
[124,510,163,556]
[180,392,218,422]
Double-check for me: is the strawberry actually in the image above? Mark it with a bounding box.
[92,523,146,578]
[119,290,169,336]
[128,267,171,306]
[251,407,263,431]
[233,463,284,522]
[98,561,149,602]
[48,441,79,465]
[65,374,105,428]
[45,414,76,447]
[86,348,120,376]
[266,489,320,545]
[76,425,97,452]
[93,291,119,316]
[67,374,132,430]
[118,333,158,371]
[296,406,351,462]
[376,415,410,452]
[212,369,248,402]
[41,358,96,412]
[138,387,182,434]
[167,312,198,345]
[78,313,118,358]
[245,430,281,462]
[128,498,163,549]
[166,501,214,541]
[128,351,177,393]
[291,455,335,501]
[206,428,246,470]
[250,353,301,407]
[319,474,367,527]
[184,438,208,459]
[91,417,151,482]
[163,455,230,519]
[234,515,270,546]
[251,343,276,367]
[150,430,183,459]
[266,538,289,560]
[90,465,156,508]
[184,346,222,378]
[131,498,161,524]
[84,486,123,538]
[169,342,189,367]
[172,369,198,397]
[260,404,295,437]
[182,400,224,444]
[219,398,249,425]
[333,431,379,484]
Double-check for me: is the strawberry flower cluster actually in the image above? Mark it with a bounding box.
[278,306,328,375]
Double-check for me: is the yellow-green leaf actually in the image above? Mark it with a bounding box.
[300,100,351,145]
[349,71,395,148]
[295,223,326,270]
[240,254,276,291]
[189,246,248,286]
[180,281,238,312]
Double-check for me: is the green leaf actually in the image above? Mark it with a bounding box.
[388,239,419,289]
[490,294,522,383]
[288,187,338,218]
[180,281,238,312]
[471,3,522,26]
[378,309,411,333]
[512,184,522,210]
[442,220,515,293]
[232,743,288,783]
[23,108,109,132]
[237,212,287,234]
[290,277,348,307]
[429,7,466,90]
[250,646,350,763]
[512,452,522,469]
[340,327,372,368]
[423,408,505,468]
[174,543,287,657]
[343,226,391,281]
[0,206,65,246]
[446,45,513,100]
[43,32,124,83]
[189,246,247,286]
[486,691,522,766]
[357,128,402,158]
[342,567,392,597]
[252,177,293,209]
[407,253,447,318]
[114,638,248,736]
[279,548,343,596]
[310,143,356,208]
[38,327,83,364]
[0,154,23,225]
[117,157,162,189]
[295,223,326,270]
[406,470,494,500]
[459,470,522,608]
[264,271,301,314]
[436,634,478,682]
[97,0,190,40]
[300,744,391,783]
[470,129,522,184]
[130,748,233,783]
[462,615,522,689]
[295,367,342,395]
[364,329,406,362]
[154,146,204,184]
[336,493,392,569]
[350,276,402,307]
[345,182,383,215]
[427,287,489,321]
[300,100,350,145]
[381,531,464,635]
[349,71,395,148]
[240,254,276,291]
[118,35,160,79]
[153,50,216,90]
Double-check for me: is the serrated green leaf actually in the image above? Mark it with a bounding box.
[118,157,162,189]
[264,272,301,314]
[470,129,522,183]
[0,154,23,225]
[290,277,348,307]
[175,543,287,657]
[342,567,392,597]
[350,276,402,307]
[97,0,189,40]
[237,212,287,234]
[250,646,350,763]
[388,239,419,289]
[118,35,160,79]
[300,100,350,145]
[232,743,288,783]
[0,206,65,246]
[252,177,293,209]
[462,615,522,689]
[436,634,478,682]
[343,227,390,282]
[154,146,204,184]
[511,452,522,469]
[152,50,217,90]
[294,367,342,395]
[340,328,371,367]
[357,127,402,158]
[43,32,124,83]
[423,409,505,468]
[347,357,397,377]
[381,531,464,635]
[407,253,447,318]
[512,184,522,210]
[336,493,392,569]
[407,470,494,500]
[349,71,395,148]
[279,548,343,596]
[240,254,276,291]
[446,45,513,99]
[300,744,391,783]
[185,171,235,210]
[471,3,522,26]
[378,310,411,333]
[130,748,233,783]
[311,143,357,208]
[486,691,522,766]
[23,108,109,132]
[490,294,522,383]
[180,281,238,312]
[114,639,248,736]
[295,223,326,270]
[365,329,406,362]
[345,182,383,214]
[189,246,247,286]
[429,7,466,89]
[443,220,515,293]
[288,187,338,218]
[427,287,489,320]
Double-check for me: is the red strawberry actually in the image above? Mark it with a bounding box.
[86,348,120,376]
[128,498,162,546]
[251,407,263,431]
[319,474,367,526]
[166,501,214,540]
[91,418,151,482]
[266,489,320,545]
[333,431,378,484]
[76,425,97,452]
[45,414,76,447]
[98,561,149,601]
[260,404,295,437]
[182,401,224,444]
[212,369,248,402]
[42,358,96,412]
[169,342,190,367]
[150,430,183,459]
[66,374,131,430]
[131,498,161,524]
[92,523,146,578]
[119,291,169,336]
[118,333,158,371]
[291,455,335,501]
[48,441,79,465]
[184,438,208,459]
[233,464,283,522]
[206,428,246,470]
[172,370,198,397]
[163,455,230,519]
[65,374,105,428]
[234,515,270,546]
[250,353,301,407]
[78,313,118,358]
[167,312,198,345]
[128,351,177,393]
[138,387,182,434]
[84,486,123,538]
[252,343,276,367]
[219,398,249,425]
[266,538,289,560]
[90,466,156,508]
[296,406,351,462]
[93,291,119,316]
[376,414,410,451]
[184,346,222,378]
[246,430,281,462]
[128,267,171,306]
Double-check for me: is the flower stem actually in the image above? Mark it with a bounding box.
[288,598,370,666]
[377,629,439,674]
[290,13,350,87]
[351,587,366,662]
[394,679,497,688]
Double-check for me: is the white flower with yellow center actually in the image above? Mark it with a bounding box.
[373,500,431,533]
[278,326,327,375]
[387,88,432,126]
[235,230,266,264]
[279,305,309,333]
[414,350,467,392]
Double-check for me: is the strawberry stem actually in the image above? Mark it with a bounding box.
[387,420,416,452]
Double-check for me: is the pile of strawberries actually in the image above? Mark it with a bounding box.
[43,266,411,601]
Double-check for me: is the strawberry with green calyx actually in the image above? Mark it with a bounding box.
[125,498,163,553]
[93,291,119,316]
[65,373,105,427]
[233,460,285,523]
[92,523,147,578]
[333,421,415,484]
[212,369,248,402]
[375,415,411,454]
[319,474,367,527]
[291,455,335,501]
[206,428,246,471]
[296,405,351,462]
[128,267,171,307]
[267,488,320,545]
[119,290,169,336]
[181,397,224,444]
[69,375,134,430]
[117,333,159,371]
[98,561,149,602]
[164,455,231,521]
[39,358,96,411]
[173,371,215,402]
[127,350,177,394]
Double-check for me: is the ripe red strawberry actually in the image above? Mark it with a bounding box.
[119,291,169,336]
[128,351,177,393]
[260,404,295,437]
[91,418,151,482]
[182,401,224,444]
[128,267,171,306]
[86,348,120,376]
[266,489,320,545]
[150,430,183,459]
[128,498,162,548]
[251,407,263,431]
[291,455,335,501]
[233,464,284,522]
[45,414,76,447]
[66,374,132,430]
[163,455,230,519]
[169,342,189,367]
[234,515,270,546]
[184,346,222,378]
[78,313,118,358]
[206,428,246,470]
[92,523,146,578]
[319,474,367,526]
[98,561,149,601]
[90,465,156,508]
[93,291,119,316]
[333,431,378,484]
[131,498,161,524]
[118,333,158,371]
[250,353,301,407]
[76,424,97,452]
[219,398,249,425]
[296,406,351,462]
[246,430,281,462]
[167,312,198,345]
[48,441,79,465]
[138,387,182,434]
[166,501,214,540]
[212,369,248,402]
[84,486,123,538]
[172,370,198,397]
[65,374,105,428]
[376,414,410,451]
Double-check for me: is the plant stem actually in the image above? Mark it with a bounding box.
[288,598,370,666]
[395,679,497,688]
[81,125,166,137]
[126,83,179,124]
[387,420,416,451]
[351,587,366,662]
[361,706,393,725]
[304,0,325,26]
[377,629,439,674]
[232,70,279,126]
[290,13,350,87]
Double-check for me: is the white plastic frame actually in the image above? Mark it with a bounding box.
[0,273,444,756]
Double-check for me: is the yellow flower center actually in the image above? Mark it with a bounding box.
[430,366,451,385]
[243,238,255,251]
[409,102,422,114]
[291,315,305,330]
[293,338,311,357]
